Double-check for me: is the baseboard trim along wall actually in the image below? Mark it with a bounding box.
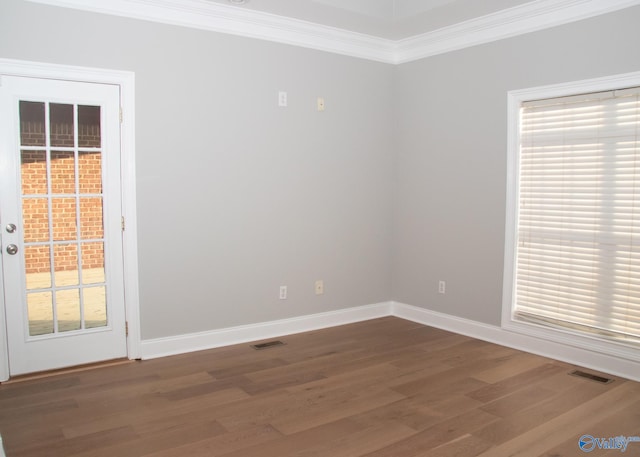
[391,302,640,383]
[140,302,390,360]
[140,301,640,382]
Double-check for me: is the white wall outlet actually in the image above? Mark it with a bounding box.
[315,280,324,295]
[438,280,446,294]
[279,285,287,299]
[278,91,287,107]
[317,97,325,111]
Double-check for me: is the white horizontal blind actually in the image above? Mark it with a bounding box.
[515,86,640,344]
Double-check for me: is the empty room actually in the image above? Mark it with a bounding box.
[0,0,639,455]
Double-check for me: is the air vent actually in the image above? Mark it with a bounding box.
[569,370,613,384]
[251,340,285,350]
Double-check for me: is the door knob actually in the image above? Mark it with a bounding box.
[6,244,18,255]
[5,223,16,233]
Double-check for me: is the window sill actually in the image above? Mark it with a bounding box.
[502,317,640,364]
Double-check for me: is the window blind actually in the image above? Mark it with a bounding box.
[515,86,640,344]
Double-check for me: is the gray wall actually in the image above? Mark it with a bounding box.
[392,6,640,325]
[2,0,639,340]
[0,0,395,339]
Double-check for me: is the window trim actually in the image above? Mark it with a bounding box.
[503,70,640,363]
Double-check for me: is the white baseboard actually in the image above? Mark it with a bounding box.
[140,300,640,382]
[140,302,391,360]
[391,302,640,382]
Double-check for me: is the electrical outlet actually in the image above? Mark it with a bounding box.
[279,285,287,300]
[278,91,287,107]
[438,280,446,294]
[315,280,324,295]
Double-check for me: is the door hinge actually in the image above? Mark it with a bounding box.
[121,216,125,231]
[119,107,123,123]
[125,321,129,337]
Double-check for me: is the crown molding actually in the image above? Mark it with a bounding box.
[26,0,640,64]
[393,0,640,64]
[25,0,395,63]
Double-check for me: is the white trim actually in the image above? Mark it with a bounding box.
[393,0,640,63]
[392,302,640,382]
[25,0,640,64]
[0,249,7,383]
[505,70,640,108]
[0,59,141,380]
[139,299,640,382]
[118,70,142,360]
[25,0,395,64]
[141,302,390,359]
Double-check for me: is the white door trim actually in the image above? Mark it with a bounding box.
[0,59,140,381]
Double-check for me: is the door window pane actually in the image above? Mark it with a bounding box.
[79,197,103,239]
[19,101,45,147]
[25,245,51,289]
[82,242,105,284]
[78,152,102,194]
[49,103,74,148]
[21,150,47,195]
[22,198,50,242]
[27,292,53,336]
[51,197,77,241]
[50,150,76,194]
[56,289,80,332]
[53,244,78,287]
[84,287,107,329]
[78,105,101,148]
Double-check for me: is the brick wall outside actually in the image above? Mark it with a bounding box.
[20,115,105,274]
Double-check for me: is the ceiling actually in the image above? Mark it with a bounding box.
[206,0,533,40]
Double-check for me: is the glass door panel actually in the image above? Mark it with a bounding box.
[19,99,109,337]
[27,292,53,336]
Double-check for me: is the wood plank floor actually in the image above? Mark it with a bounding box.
[1,317,638,456]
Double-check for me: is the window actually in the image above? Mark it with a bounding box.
[503,72,640,360]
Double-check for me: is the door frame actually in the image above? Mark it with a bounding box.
[0,59,140,381]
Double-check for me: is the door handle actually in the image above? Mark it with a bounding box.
[5,223,17,233]
[6,244,18,255]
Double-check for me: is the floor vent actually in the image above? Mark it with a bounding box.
[251,340,285,350]
[569,370,613,384]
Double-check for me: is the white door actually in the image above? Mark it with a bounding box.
[0,76,127,376]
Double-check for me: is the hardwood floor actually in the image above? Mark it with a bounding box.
[0,317,638,456]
